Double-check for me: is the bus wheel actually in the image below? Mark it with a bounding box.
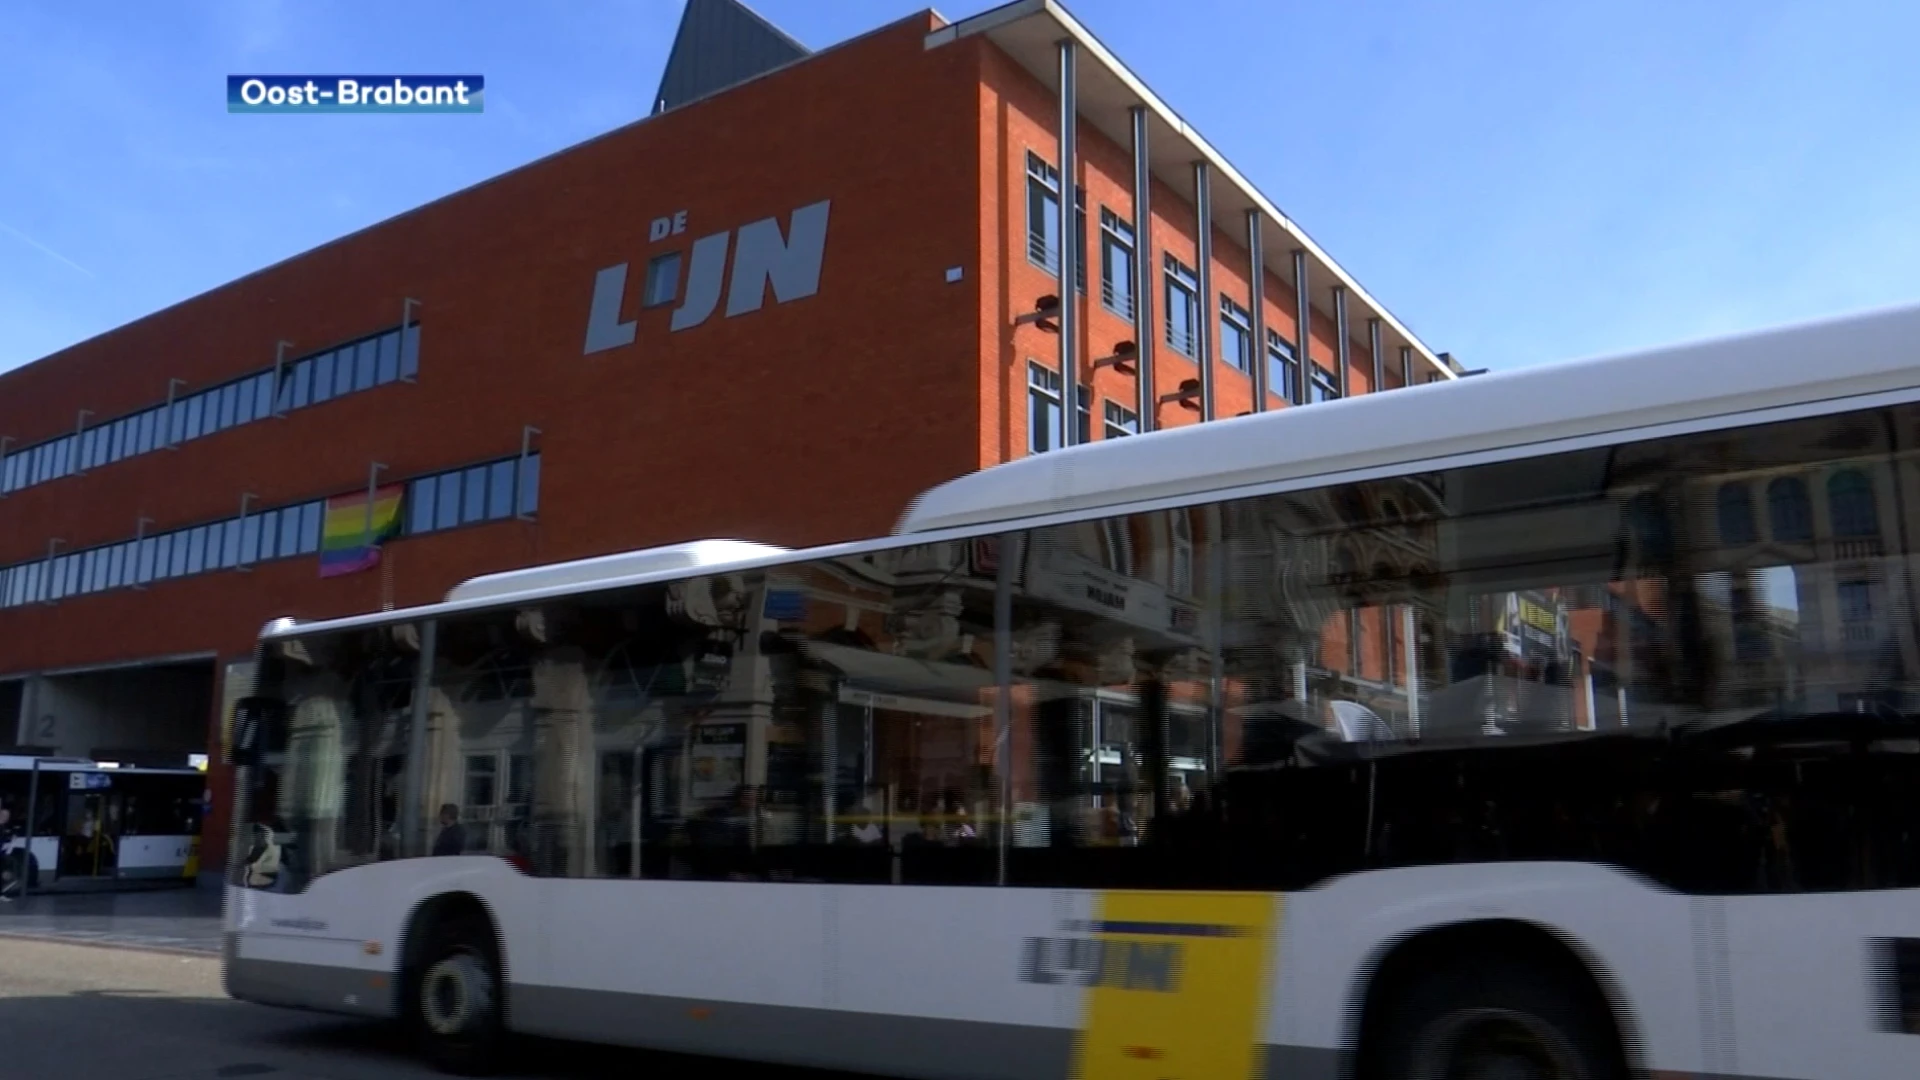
[412,912,505,1076]
[1371,960,1621,1080]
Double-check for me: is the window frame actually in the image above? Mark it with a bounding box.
[1163,254,1200,358]
[642,251,682,309]
[1023,152,1086,293]
[1219,294,1252,373]
[1098,207,1136,320]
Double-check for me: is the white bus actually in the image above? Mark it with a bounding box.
[0,755,206,891]
[224,304,1920,1079]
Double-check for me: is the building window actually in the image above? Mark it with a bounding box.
[1717,483,1757,546]
[1267,331,1299,403]
[1828,469,1879,538]
[0,452,533,610]
[1103,400,1139,439]
[465,754,499,808]
[1024,153,1086,292]
[1309,362,1340,403]
[642,251,681,308]
[1838,578,1875,642]
[1767,476,1813,542]
[1164,254,1199,357]
[0,322,419,500]
[1099,208,1135,319]
[407,452,542,537]
[1219,295,1251,373]
[1027,361,1091,455]
[1170,509,1194,596]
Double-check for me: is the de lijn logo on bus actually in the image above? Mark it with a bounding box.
[1021,910,1244,991]
[227,75,484,113]
[580,200,831,356]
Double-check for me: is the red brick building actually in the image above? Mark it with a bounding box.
[0,0,1458,869]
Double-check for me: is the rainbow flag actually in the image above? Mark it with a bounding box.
[319,483,405,578]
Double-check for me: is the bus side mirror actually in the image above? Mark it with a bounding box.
[230,696,288,769]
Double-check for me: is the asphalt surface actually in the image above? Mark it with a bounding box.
[0,937,846,1080]
[0,884,224,955]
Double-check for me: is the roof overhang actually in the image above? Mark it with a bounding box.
[928,0,1454,382]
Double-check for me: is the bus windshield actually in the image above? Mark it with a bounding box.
[236,399,1920,898]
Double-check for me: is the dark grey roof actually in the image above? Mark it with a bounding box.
[652,0,812,115]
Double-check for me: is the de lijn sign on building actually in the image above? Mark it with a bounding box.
[582,200,831,356]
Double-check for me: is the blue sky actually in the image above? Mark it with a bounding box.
[3,0,1918,377]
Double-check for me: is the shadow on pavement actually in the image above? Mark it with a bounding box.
[261,1018,862,1079]
[0,984,863,1079]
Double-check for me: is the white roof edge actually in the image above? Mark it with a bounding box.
[929,0,1453,378]
[259,530,940,643]
[443,539,791,605]
[894,302,1920,535]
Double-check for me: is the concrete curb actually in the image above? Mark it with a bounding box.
[0,928,219,959]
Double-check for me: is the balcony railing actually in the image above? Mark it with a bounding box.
[1834,537,1885,561]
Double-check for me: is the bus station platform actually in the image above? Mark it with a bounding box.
[0,874,221,955]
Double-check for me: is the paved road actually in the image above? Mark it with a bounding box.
[0,884,223,955]
[0,937,842,1080]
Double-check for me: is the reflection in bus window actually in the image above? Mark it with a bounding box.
[246,624,419,892]
[238,401,1920,898]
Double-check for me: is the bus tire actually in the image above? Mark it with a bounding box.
[410,910,506,1076]
[1368,958,1623,1080]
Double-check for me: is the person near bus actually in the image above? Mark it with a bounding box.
[242,822,281,889]
[0,803,16,900]
[432,804,467,857]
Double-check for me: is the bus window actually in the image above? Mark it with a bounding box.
[243,623,422,892]
[1002,511,1221,889]
[1187,402,1920,894]
[425,611,539,871]
[762,541,998,886]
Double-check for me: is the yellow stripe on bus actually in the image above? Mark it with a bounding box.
[1073,891,1280,1080]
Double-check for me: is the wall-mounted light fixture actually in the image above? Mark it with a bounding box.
[1092,340,1138,376]
[1012,294,1061,333]
[1158,378,1202,413]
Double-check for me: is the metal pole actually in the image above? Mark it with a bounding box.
[1129,107,1155,433]
[72,411,92,475]
[1206,506,1225,772]
[1369,318,1384,396]
[993,533,1014,886]
[1334,287,1351,399]
[164,379,186,450]
[133,517,152,590]
[271,342,292,418]
[1193,162,1215,422]
[1292,250,1310,405]
[40,539,63,606]
[235,495,255,571]
[1247,210,1267,410]
[364,463,388,550]
[517,427,542,521]
[1401,345,1414,389]
[1056,39,1079,449]
[20,759,38,896]
[1403,605,1421,735]
[399,300,419,383]
[400,618,436,857]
